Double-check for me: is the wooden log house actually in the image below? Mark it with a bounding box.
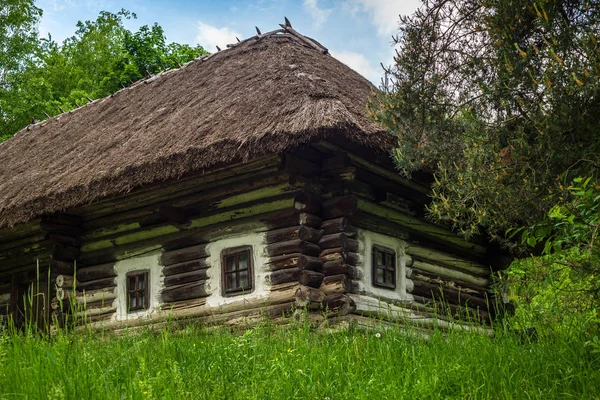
[0,21,511,332]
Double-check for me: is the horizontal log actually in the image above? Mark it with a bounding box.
[81,191,295,253]
[41,221,83,236]
[75,263,116,282]
[351,211,409,240]
[348,294,490,333]
[411,295,491,323]
[410,280,489,310]
[266,268,300,285]
[406,245,489,277]
[320,217,358,238]
[266,254,302,271]
[357,199,487,256]
[298,213,322,229]
[83,169,289,233]
[265,240,321,257]
[409,269,486,297]
[0,293,10,304]
[0,232,46,253]
[160,297,207,312]
[409,261,490,289]
[77,154,283,219]
[56,287,116,305]
[160,244,208,266]
[295,286,325,308]
[160,281,208,303]
[382,192,417,216]
[266,225,323,244]
[322,261,361,279]
[0,282,11,292]
[203,303,295,327]
[74,305,116,319]
[55,275,74,288]
[162,259,208,276]
[319,248,360,265]
[319,233,348,250]
[298,270,324,288]
[163,269,208,287]
[324,294,356,315]
[77,277,116,291]
[322,195,358,219]
[321,274,350,295]
[0,248,52,270]
[266,253,323,272]
[83,284,299,331]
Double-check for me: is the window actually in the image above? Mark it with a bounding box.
[372,245,396,289]
[126,271,149,312]
[221,246,253,296]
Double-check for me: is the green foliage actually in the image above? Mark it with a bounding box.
[374,0,600,337]
[0,323,599,399]
[504,177,600,336]
[0,8,209,141]
[371,0,600,238]
[506,250,598,334]
[0,0,43,140]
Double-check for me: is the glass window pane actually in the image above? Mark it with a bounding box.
[238,252,249,270]
[129,294,136,309]
[225,255,236,272]
[386,252,394,267]
[226,272,236,290]
[138,274,145,289]
[239,270,249,289]
[376,250,383,266]
[376,268,384,284]
[386,270,394,284]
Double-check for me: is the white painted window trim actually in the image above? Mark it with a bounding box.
[204,233,269,308]
[114,253,163,321]
[357,229,413,303]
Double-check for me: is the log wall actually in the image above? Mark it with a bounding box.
[314,140,498,326]
[0,143,506,331]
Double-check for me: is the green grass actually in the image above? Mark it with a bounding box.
[0,321,598,400]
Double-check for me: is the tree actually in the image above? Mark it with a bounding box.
[371,0,600,240]
[0,8,209,140]
[372,0,600,326]
[0,0,42,140]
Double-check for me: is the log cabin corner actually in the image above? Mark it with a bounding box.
[0,20,511,333]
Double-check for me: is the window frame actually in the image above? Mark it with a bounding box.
[371,245,396,290]
[221,246,254,297]
[126,270,149,313]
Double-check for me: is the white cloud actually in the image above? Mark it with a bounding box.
[348,0,420,37]
[332,50,381,85]
[196,22,242,51]
[303,0,332,28]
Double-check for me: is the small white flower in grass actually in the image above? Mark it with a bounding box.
[375,332,381,338]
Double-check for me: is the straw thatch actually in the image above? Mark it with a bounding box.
[0,28,390,228]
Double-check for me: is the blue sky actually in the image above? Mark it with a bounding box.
[36,0,421,85]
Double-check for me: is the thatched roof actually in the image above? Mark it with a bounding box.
[0,23,390,228]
